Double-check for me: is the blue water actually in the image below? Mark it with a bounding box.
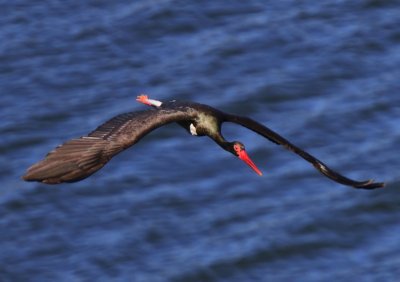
[1,1,400,281]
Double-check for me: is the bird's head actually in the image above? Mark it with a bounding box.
[227,141,263,176]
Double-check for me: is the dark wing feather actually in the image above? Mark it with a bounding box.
[224,114,384,189]
[23,108,196,184]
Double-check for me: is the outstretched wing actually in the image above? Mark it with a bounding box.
[23,108,195,184]
[224,114,384,189]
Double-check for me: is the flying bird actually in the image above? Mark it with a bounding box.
[23,95,384,189]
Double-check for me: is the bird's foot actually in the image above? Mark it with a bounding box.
[136,94,162,107]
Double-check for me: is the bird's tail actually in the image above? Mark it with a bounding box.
[22,137,112,184]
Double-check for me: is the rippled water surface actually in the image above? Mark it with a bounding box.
[1,1,400,281]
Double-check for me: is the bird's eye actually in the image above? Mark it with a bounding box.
[233,143,241,154]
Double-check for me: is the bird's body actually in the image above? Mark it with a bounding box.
[23,96,384,189]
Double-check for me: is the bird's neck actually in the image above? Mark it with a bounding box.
[210,133,231,152]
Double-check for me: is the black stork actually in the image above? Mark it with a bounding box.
[23,95,384,189]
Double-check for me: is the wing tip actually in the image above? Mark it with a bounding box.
[21,170,61,184]
[353,179,385,190]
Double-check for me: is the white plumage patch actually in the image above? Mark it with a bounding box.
[148,99,162,107]
[189,123,198,136]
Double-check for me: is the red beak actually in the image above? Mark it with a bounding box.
[238,149,263,176]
